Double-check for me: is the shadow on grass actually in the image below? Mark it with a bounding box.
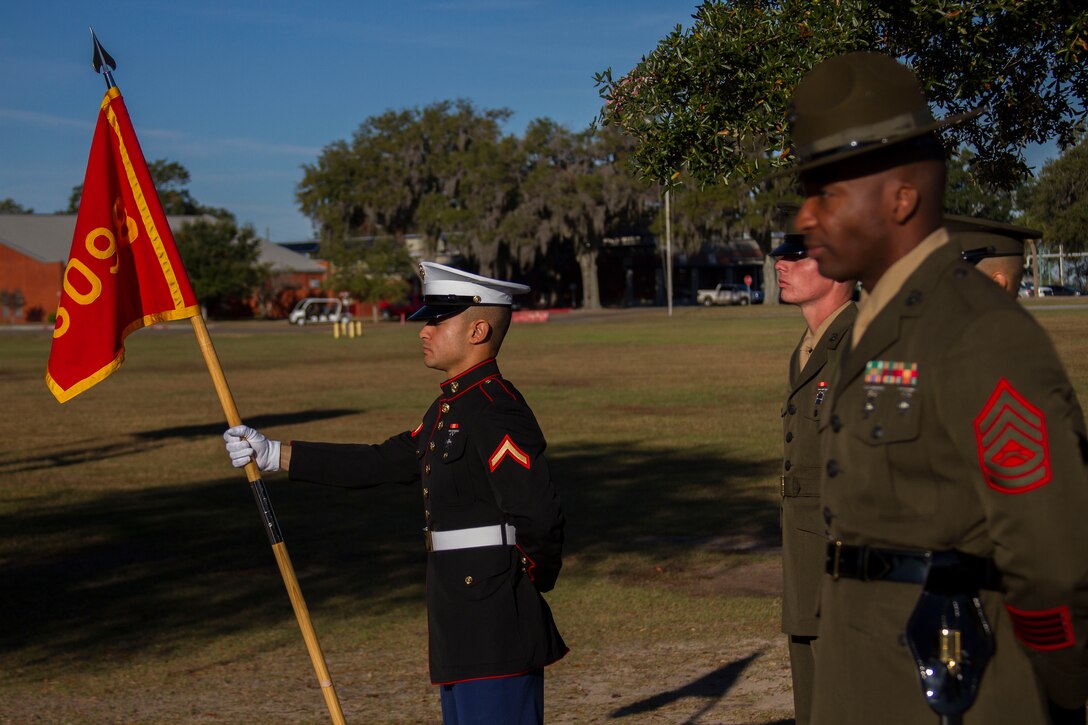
[0,409,360,474]
[552,441,779,554]
[0,438,778,668]
[135,409,364,441]
[609,652,759,721]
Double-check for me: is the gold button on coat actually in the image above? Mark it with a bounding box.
[464,576,474,586]
[429,441,436,450]
[423,488,429,498]
[441,403,450,413]
[425,464,432,474]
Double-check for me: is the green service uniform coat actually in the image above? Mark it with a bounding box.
[811,241,1088,724]
[288,359,567,684]
[781,303,856,725]
[781,304,857,636]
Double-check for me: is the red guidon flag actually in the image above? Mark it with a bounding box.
[46,87,199,403]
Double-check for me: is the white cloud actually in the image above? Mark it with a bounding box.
[0,107,320,158]
[0,108,93,132]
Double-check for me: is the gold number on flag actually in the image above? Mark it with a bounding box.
[62,258,104,306]
[86,226,119,274]
[52,308,70,339]
[113,198,138,250]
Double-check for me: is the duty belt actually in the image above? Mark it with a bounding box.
[425,524,517,552]
[826,541,1002,590]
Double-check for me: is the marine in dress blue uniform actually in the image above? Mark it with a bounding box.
[224,263,566,724]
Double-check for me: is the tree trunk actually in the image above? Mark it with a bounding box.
[577,248,600,309]
[763,256,779,305]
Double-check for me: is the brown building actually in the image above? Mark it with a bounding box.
[249,240,327,319]
[0,214,325,323]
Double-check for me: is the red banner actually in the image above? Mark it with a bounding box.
[46,87,199,403]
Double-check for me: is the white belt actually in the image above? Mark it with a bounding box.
[425,524,517,552]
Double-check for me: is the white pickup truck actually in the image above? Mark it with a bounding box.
[696,283,760,306]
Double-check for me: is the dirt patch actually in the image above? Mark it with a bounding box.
[549,635,793,724]
[616,539,784,600]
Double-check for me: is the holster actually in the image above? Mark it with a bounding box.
[904,550,997,718]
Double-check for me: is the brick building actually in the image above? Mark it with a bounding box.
[0,214,325,323]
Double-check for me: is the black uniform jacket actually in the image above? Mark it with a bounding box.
[289,359,567,684]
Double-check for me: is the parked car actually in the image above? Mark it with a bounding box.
[1048,284,1083,296]
[1018,283,1054,298]
[696,283,763,306]
[379,296,424,320]
[288,298,352,325]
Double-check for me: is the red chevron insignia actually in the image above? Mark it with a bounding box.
[1005,604,1075,650]
[974,378,1051,494]
[489,435,530,472]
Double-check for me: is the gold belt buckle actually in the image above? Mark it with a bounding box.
[832,540,843,581]
[424,529,433,552]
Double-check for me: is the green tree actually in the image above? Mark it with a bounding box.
[174,218,267,317]
[945,148,1024,221]
[596,1,1088,190]
[323,237,415,306]
[297,100,515,251]
[1024,134,1088,254]
[0,198,33,214]
[499,121,659,308]
[297,102,660,307]
[297,100,523,294]
[66,159,232,218]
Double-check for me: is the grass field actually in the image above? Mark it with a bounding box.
[2,300,1086,724]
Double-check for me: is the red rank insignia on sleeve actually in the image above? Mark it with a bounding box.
[1005,604,1076,650]
[489,435,530,471]
[973,378,1051,494]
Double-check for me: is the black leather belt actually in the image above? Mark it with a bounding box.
[826,541,1002,590]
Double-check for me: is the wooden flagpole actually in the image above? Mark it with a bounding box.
[88,29,346,724]
[191,314,347,725]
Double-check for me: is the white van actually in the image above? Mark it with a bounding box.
[288,298,352,325]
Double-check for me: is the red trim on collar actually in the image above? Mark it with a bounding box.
[444,374,501,402]
[441,358,496,388]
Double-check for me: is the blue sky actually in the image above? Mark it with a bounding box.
[2,2,1061,243]
[1,1,699,241]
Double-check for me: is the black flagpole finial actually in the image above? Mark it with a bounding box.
[89,28,117,90]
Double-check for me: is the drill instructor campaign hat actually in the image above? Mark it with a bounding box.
[409,261,530,321]
[782,52,982,176]
[945,215,1041,265]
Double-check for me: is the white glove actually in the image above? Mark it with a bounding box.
[223,425,281,472]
